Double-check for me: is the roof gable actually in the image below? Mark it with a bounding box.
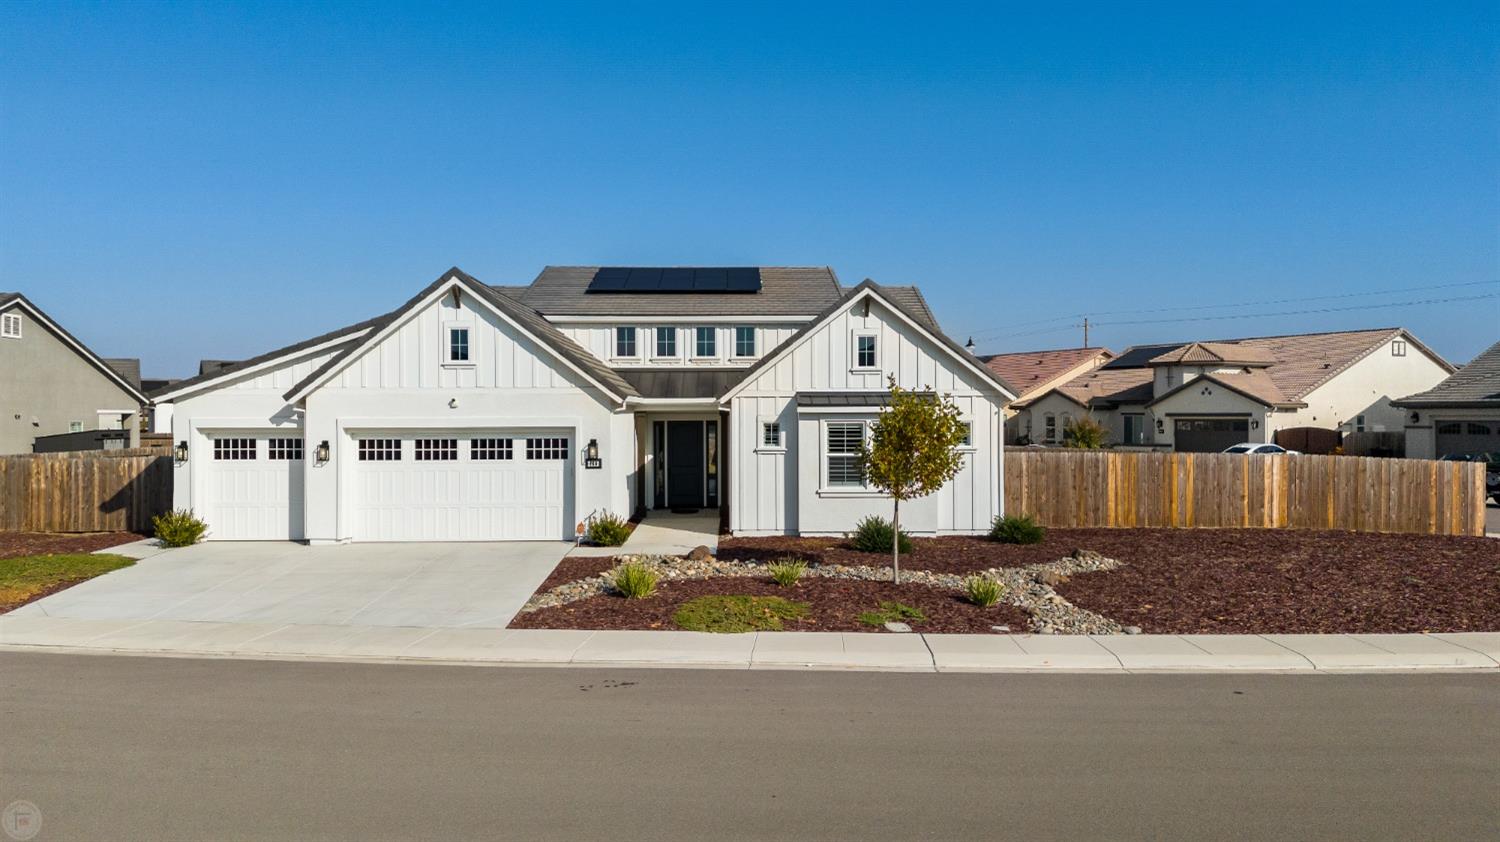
[0,293,149,404]
[981,347,1112,400]
[1396,339,1500,406]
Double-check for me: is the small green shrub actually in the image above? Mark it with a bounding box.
[849,515,913,554]
[767,558,807,587]
[610,562,658,599]
[673,595,810,633]
[586,512,632,547]
[857,601,927,627]
[152,509,208,547]
[990,513,1045,545]
[1062,416,1107,449]
[964,575,1006,607]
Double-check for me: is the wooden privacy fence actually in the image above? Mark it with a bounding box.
[0,449,172,533]
[1003,450,1487,537]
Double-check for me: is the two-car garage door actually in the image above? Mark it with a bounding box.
[351,433,572,541]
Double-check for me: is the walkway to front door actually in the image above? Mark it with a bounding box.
[570,510,720,557]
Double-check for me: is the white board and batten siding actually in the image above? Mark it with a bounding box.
[728,297,1005,537]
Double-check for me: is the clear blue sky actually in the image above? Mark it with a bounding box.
[2,1,1496,378]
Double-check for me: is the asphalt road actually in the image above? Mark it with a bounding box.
[2,654,1496,841]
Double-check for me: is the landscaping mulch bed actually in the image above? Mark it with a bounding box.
[533,556,621,593]
[1054,531,1500,634]
[0,531,140,560]
[511,576,1031,633]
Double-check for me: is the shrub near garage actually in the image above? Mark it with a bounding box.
[586,512,632,547]
[610,562,658,598]
[152,509,208,547]
[990,513,1045,545]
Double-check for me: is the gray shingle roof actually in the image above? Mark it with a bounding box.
[1395,339,1500,407]
[103,358,142,390]
[151,315,385,399]
[843,285,941,331]
[506,266,844,317]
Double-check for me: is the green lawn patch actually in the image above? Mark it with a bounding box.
[0,553,135,611]
[672,595,810,633]
[857,601,927,627]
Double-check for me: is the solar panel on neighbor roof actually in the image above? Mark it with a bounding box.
[585,267,763,293]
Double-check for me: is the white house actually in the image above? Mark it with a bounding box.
[152,267,1015,543]
[1010,329,1453,452]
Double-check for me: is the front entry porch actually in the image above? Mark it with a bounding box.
[570,509,721,557]
[643,415,722,512]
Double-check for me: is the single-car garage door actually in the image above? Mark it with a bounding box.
[352,433,572,541]
[1436,420,1500,458]
[206,434,304,540]
[1173,417,1250,453]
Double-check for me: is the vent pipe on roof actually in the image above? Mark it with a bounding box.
[965,337,976,354]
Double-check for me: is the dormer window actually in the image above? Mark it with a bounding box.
[615,326,638,358]
[444,324,472,365]
[853,332,879,370]
[1,313,19,339]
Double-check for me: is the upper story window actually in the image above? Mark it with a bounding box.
[1,313,20,338]
[735,326,756,358]
[761,421,782,449]
[694,327,717,358]
[446,326,471,364]
[615,326,637,358]
[853,332,879,370]
[1391,339,1407,357]
[655,327,677,358]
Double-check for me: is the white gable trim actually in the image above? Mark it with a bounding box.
[0,296,150,404]
[718,286,1017,405]
[283,275,628,405]
[152,331,371,402]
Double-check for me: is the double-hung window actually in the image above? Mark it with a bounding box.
[615,326,637,358]
[694,327,716,358]
[825,421,866,488]
[735,326,756,358]
[655,327,677,358]
[446,326,471,364]
[853,332,878,369]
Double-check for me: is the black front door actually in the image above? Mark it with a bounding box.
[666,421,704,508]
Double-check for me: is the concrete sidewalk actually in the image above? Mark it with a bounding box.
[569,510,720,557]
[2,616,1496,672]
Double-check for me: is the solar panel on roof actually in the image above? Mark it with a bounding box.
[588,267,629,290]
[659,268,696,291]
[626,268,662,290]
[726,267,761,292]
[692,267,727,290]
[584,266,763,293]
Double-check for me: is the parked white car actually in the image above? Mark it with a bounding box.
[1223,443,1298,455]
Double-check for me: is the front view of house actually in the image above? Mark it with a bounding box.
[153,267,1014,543]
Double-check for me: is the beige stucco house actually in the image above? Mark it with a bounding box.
[979,346,1113,444]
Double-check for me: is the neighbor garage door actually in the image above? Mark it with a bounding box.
[1173,418,1249,453]
[205,434,304,540]
[351,433,572,541]
[1436,420,1500,458]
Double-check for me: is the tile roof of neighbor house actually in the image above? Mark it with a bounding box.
[980,347,1111,401]
[507,266,846,317]
[103,358,142,390]
[1147,367,1297,408]
[1395,339,1500,407]
[1098,328,1452,403]
[1051,366,1156,407]
[1148,341,1278,366]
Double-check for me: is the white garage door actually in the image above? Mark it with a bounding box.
[206,434,304,540]
[351,433,572,541]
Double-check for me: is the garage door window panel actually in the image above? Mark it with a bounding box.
[358,439,402,461]
[527,438,569,460]
[471,438,514,460]
[415,439,458,461]
[268,438,303,460]
[214,438,256,460]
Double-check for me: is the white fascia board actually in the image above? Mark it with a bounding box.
[153,331,371,403]
[545,314,815,324]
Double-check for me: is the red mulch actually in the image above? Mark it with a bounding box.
[533,556,622,593]
[510,576,1031,633]
[0,531,141,560]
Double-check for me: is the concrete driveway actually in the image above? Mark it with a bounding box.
[10,541,569,629]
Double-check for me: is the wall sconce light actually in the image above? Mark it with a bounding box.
[174,440,189,462]
[1155,419,1165,434]
[315,440,330,464]
[448,398,458,409]
[1409,411,1420,424]
[583,438,602,469]
[1251,420,1260,430]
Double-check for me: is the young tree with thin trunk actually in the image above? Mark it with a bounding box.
[861,377,971,583]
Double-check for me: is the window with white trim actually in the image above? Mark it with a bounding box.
[655,327,677,358]
[0,313,20,339]
[471,438,513,460]
[826,421,866,487]
[68,421,83,433]
[853,332,878,369]
[1354,415,1366,433]
[414,438,458,461]
[1044,414,1057,443]
[959,421,973,448]
[268,438,303,460]
[761,421,782,448]
[214,438,256,460]
[447,327,471,363]
[694,327,716,358]
[358,439,401,461]
[615,326,637,358]
[735,326,756,358]
[1391,339,1407,357]
[527,437,569,460]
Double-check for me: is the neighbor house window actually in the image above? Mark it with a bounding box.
[471,438,513,460]
[1391,339,1407,357]
[761,421,782,449]
[655,327,677,358]
[267,438,303,460]
[414,438,458,461]
[735,326,756,358]
[447,327,471,363]
[68,421,83,433]
[1354,415,1366,433]
[1044,414,1057,443]
[1123,414,1145,445]
[357,439,401,461]
[0,313,20,338]
[214,438,256,460]
[527,438,569,460]
[826,421,865,487]
[853,333,878,369]
[614,326,637,358]
[694,327,716,358]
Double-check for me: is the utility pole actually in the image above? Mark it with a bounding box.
[1082,317,1089,348]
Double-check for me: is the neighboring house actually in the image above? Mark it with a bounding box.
[1012,328,1453,452]
[0,292,149,455]
[1394,339,1500,459]
[978,347,1114,444]
[152,266,1015,543]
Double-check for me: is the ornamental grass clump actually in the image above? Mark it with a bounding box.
[767,558,807,587]
[152,509,208,547]
[610,562,658,599]
[989,513,1045,545]
[963,575,1006,608]
[849,515,912,555]
[586,512,631,547]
